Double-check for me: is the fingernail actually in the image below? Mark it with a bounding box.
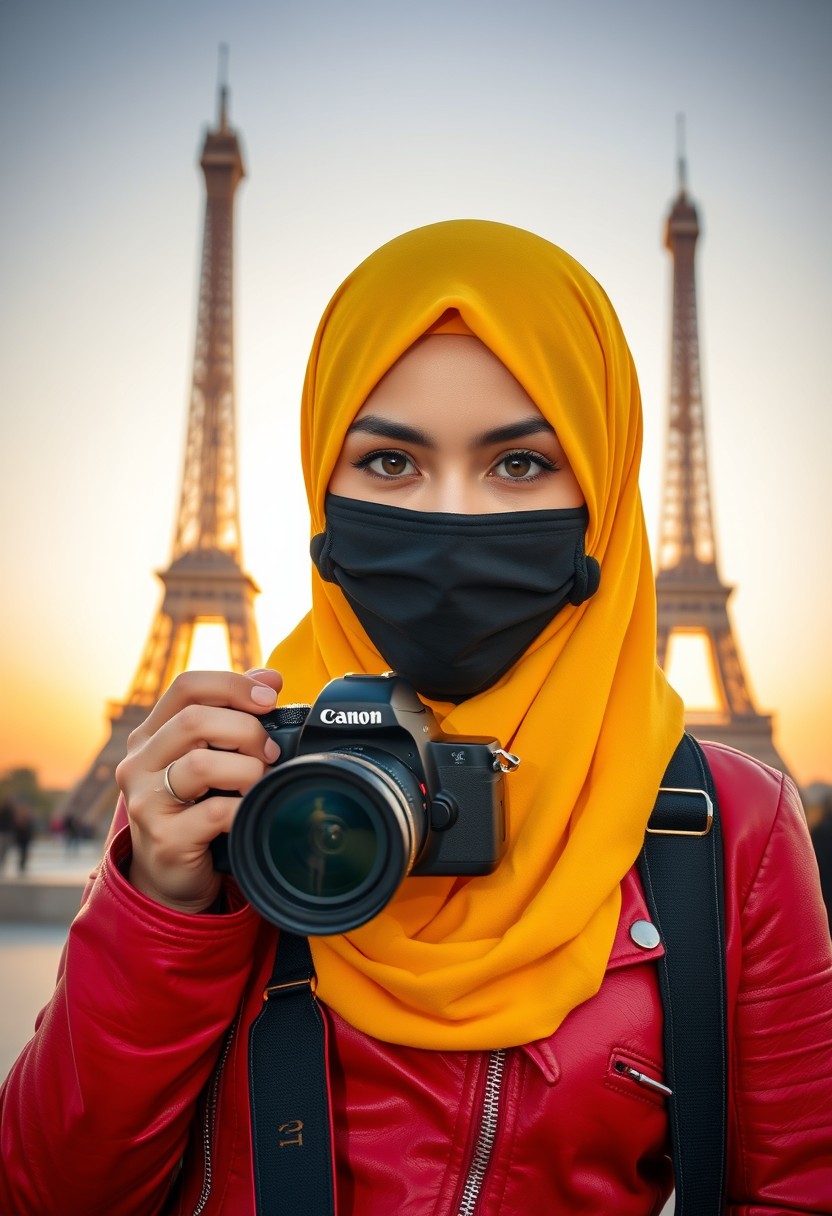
[264,739,280,763]
[246,667,273,677]
[251,684,278,706]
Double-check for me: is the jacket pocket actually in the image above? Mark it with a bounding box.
[606,1048,671,1107]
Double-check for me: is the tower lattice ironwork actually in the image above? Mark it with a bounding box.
[61,77,261,828]
[655,149,786,771]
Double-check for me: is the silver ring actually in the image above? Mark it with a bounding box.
[163,761,192,805]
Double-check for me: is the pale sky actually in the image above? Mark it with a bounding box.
[1,0,830,790]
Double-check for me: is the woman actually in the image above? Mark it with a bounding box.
[2,220,830,1214]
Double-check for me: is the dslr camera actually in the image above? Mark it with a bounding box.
[212,672,518,935]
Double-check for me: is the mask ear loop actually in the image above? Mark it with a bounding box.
[310,530,337,583]
[569,547,601,605]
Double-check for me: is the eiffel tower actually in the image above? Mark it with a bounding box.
[655,145,787,773]
[60,73,261,829]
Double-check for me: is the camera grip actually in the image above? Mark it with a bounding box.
[200,786,236,874]
[211,832,232,873]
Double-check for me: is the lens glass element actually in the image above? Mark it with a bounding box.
[266,778,380,899]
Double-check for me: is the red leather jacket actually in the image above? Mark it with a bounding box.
[2,743,831,1214]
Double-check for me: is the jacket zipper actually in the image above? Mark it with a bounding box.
[456,1048,508,1216]
[191,1018,238,1216]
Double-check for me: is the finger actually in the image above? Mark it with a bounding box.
[142,702,280,772]
[173,793,242,850]
[130,669,282,748]
[117,704,278,806]
[159,750,267,807]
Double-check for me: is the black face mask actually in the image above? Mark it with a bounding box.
[311,494,600,702]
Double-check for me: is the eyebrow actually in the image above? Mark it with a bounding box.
[346,416,434,446]
[345,414,556,449]
[474,418,556,447]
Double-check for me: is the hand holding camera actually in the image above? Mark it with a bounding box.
[115,668,283,913]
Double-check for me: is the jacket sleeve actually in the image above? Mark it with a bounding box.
[713,749,832,1214]
[0,822,262,1216]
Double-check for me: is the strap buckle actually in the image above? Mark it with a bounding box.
[646,787,714,837]
[263,975,318,1001]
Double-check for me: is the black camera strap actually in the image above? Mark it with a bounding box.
[248,930,336,1216]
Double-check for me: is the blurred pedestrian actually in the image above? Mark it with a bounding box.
[63,812,83,854]
[0,797,14,872]
[12,803,34,875]
[809,792,832,933]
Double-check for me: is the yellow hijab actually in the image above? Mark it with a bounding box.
[268,219,684,1050]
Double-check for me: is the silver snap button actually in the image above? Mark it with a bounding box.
[630,920,661,950]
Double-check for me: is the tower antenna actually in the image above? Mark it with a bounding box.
[218,43,230,130]
[676,112,687,195]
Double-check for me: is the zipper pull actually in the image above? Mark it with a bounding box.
[615,1060,672,1097]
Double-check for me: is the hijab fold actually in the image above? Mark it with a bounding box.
[268,220,684,1050]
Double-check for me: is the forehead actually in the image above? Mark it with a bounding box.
[352,334,548,436]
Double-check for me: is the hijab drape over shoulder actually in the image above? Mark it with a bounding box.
[268,219,684,1050]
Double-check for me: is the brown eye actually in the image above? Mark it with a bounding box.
[378,452,408,476]
[503,454,534,479]
[355,449,417,479]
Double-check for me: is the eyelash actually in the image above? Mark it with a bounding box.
[352,447,561,481]
[494,449,560,481]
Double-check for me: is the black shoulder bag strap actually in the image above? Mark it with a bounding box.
[638,732,727,1215]
[248,930,336,1216]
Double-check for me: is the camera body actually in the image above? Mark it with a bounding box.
[261,672,507,875]
[214,672,512,934]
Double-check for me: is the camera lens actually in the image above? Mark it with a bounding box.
[228,750,427,934]
[267,780,379,899]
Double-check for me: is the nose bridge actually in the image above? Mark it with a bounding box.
[427,461,484,515]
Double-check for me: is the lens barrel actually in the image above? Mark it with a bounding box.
[228,749,428,934]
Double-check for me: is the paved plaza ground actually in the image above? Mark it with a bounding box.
[1,837,97,1078]
[1,922,69,1078]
